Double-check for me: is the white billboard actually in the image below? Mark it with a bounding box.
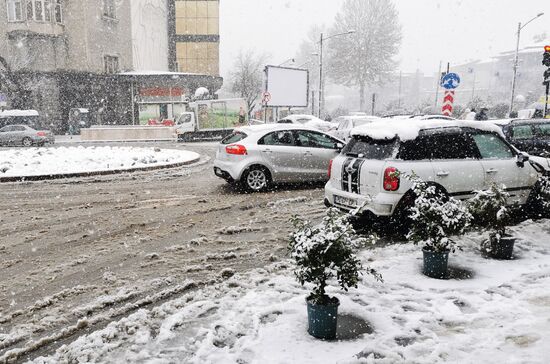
[265,66,309,107]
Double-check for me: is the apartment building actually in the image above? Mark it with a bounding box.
[0,0,222,131]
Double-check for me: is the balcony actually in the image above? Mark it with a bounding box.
[7,21,64,38]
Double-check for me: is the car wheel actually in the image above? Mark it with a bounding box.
[22,137,33,147]
[242,166,270,192]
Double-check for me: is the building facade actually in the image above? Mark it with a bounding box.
[0,0,222,132]
[168,0,220,75]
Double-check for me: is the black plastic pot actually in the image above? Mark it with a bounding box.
[422,248,449,279]
[488,235,515,260]
[306,296,340,340]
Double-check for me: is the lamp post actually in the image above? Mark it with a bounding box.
[509,12,544,115]
[318,30,355,118]
[278,58,295,67]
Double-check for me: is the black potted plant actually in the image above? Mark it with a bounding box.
[406,176,472,279]
[468,183,516,260]
[288,208,381,340]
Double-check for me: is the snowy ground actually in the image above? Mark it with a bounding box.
[0,146,200,177]
[29,219,550,364]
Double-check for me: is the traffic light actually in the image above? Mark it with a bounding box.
[544,46,550,67]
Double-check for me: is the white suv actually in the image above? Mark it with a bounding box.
[324,120,550,223]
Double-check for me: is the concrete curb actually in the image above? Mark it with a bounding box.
[0,156,201,183]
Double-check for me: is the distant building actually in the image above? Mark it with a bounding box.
[0,0,222,132]
[451,40,550,110]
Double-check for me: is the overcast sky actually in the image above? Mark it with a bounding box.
[220,0,550,77]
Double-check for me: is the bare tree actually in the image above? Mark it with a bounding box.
[228,50,267,118]
[328,0,401,111]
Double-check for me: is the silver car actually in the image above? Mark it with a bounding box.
[331,116,380,142]
[214,124,344,192]
[0,124,55,147]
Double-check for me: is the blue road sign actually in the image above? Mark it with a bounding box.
[441,73,461,90]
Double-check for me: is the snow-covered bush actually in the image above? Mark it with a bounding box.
[288,208,381,305]
[468,183,512,253]
[406,175,472,253]
[535,174,550,213]
[468,183,510,236]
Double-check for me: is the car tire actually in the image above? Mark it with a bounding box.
[391,184,448,236]
[241,166,271,192]
[22,137,33,147]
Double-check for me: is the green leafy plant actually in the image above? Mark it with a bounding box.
[468,183,511,253]
[406,175,472,253]
[288,208,381,305]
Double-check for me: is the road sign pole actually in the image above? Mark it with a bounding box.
[545,81,549,119]
[442,91,455,116]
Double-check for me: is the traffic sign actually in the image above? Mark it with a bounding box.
[441,73,461,90]
[262,92,271,104]
[442,91,455,116]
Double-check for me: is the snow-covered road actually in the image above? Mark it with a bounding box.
[28,219,550,364]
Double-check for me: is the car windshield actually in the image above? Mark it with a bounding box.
[221,131,248,144]
[342,136,398,159]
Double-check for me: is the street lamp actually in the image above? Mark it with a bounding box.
[318,30,355,118]
[509,12,544,115]
[278,58,295,67]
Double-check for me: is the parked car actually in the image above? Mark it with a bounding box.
[277,114,334,132]
[324,119,549,226]
[331,115,380,142]
[497,119,550,157]
[214,124,345,192]
[0,109,41,129]
[0,124,55,146]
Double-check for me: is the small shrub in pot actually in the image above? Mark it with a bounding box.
[406,175,472,278]
[288,208,381,339]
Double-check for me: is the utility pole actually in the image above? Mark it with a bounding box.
[318,33,324,119]
[510,13,544,115]
[397,71,402,109]
[434,61,442,110]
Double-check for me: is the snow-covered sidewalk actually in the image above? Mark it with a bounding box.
[31,220,550,364]
[0,146,200,178]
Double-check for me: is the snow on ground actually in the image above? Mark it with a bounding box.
[0,146,200,177]
[31,220,550,364]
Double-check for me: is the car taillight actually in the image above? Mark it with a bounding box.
[37,131,46,137]
[225,144,247,155]
[328,159,333,178]
[383,167,400,191]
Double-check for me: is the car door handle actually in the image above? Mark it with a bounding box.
[436,171,450,177]
[303,151,313,156]
[262,149,273,154]
[486,169,498,174]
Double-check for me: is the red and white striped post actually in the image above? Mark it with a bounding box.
[442,91,455,116]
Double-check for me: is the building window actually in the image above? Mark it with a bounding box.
[104,55,119,74]
[54,0,62,23]
[176,41,219,75]
[103,0,116,19]
[6,0,23,21]
[175,0,219,36]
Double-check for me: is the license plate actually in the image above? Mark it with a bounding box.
[334,195,357,207]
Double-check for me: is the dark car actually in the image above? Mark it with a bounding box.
[500,119,550,157]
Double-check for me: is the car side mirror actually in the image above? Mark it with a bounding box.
[517,152,529,167]
[336,142,344,151]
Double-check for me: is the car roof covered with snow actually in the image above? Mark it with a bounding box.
[493,118,548,126]
[234,123,322,135]
[351,119,504,141]
[0,109,40,118]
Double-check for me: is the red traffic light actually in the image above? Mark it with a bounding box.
[545,45,550,52]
